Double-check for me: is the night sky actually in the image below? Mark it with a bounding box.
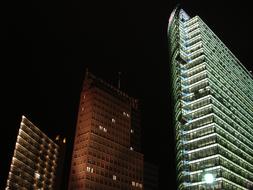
[1,0,253,189]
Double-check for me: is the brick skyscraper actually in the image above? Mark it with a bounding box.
[68,71,143,190]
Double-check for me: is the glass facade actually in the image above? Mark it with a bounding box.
[168,7,253,190]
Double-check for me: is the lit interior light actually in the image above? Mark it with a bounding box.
[34,172,40,179]
[204,173,214,184]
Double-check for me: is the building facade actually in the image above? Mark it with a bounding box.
[6,115,64,190]
[168,7,253,190]
[68,71,143,190]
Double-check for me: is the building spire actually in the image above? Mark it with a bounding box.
[118,72,121,89]
[85,68,90,80]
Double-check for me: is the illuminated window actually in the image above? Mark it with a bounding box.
[113,175,117,180]
[112,118,116,123]
[55,135,60,141]
[87,166,94,173]
[99,125,103,130]
[140,184,143,188]
[34,172,40,179]
[81,107,84,111]
[130,147,133,151]
[130,129,134,133]
[123,112,130,118]
[132,181,136,186]
[103,128,107,133]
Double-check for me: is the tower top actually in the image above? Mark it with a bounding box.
[168,7,190,29]
[83,70,139,108]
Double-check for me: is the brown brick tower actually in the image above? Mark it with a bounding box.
[68,70,143,190]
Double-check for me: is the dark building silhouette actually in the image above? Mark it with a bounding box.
[54,134,67,190]
[5,115,66,190]
[68,70,143,190]
[168,7,253,190]
[144,162,159,190]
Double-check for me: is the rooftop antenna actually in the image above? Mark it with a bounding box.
[85,68,89,78]
[118,72,121,89]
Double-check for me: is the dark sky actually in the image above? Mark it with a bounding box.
[1,0,252,189]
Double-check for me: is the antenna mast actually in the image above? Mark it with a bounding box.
[118,72,121,89]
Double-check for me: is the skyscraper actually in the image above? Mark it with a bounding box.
[5,115,65,190]
[168,7,253,190]
[68,71,143,190]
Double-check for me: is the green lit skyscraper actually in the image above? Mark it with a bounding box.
[168,7,253,190]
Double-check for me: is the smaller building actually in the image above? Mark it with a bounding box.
[144,162,159,190]
[5,115,65,190]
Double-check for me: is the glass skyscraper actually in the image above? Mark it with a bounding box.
[168,7,253,190]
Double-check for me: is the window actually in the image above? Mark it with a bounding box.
[113,175,117,180]
[86,166,94,173]
[132,181,136,186]
[130,147,133,151]
[112,118,116,123]
[55,135,60,141]
[130,129,134,134]
[99,125,107,133]
[123,112,130,118]
[34,172,40,179]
